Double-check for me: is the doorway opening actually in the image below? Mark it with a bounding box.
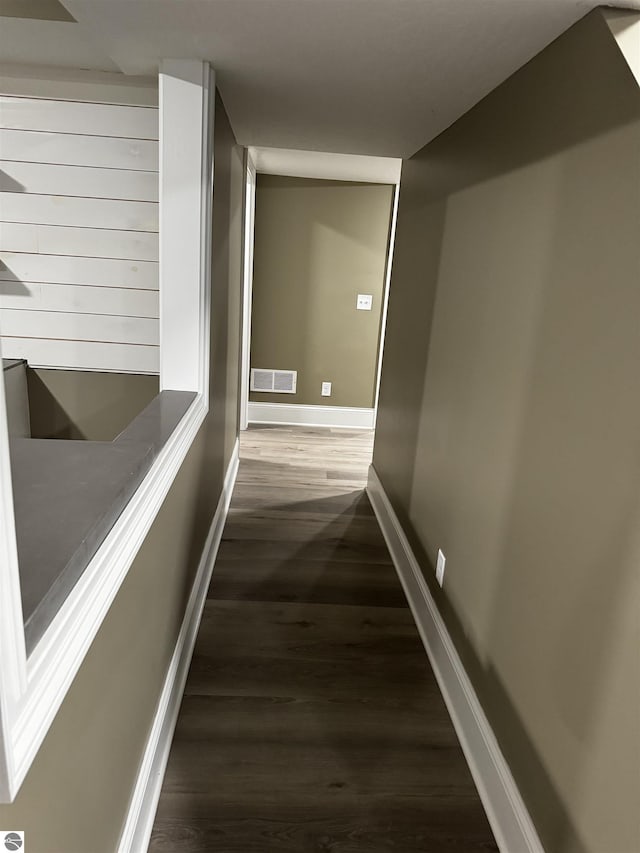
[239,147,400,435]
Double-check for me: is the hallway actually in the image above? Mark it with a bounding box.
[149,427,497,852]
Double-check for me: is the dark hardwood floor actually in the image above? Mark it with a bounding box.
[148,426,498,853]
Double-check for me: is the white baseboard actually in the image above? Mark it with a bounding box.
[248,402,375,429]
[117,439,239,853]
[366,465,544,853]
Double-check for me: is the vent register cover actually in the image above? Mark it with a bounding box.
[250,368,297,394]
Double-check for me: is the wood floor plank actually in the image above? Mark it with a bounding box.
[215,537,393,567]
[229,485,375,516]
[209,557,406,607]
[194,600,424,663]
[149,426,497,853]
[151,800,497,853]
[159,695,483,798]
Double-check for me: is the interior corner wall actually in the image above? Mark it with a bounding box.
[26,369,159,440]
[249,175,393,408]
[373,10,640,853]
[0,91,244,853]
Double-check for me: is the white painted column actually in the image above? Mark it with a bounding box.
[159,60,215,396]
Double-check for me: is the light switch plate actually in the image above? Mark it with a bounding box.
[321,381,332,397]
[357,294,373,310]
[436,549,446,587]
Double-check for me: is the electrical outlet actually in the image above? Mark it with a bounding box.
[435,549,446,587]
[321,381,332,397]
[356,293,373,310]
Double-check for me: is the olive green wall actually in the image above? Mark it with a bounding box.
[26,369,159,440]
[0,91,244,852]
[374,11,640,853]
[250,176,393,408]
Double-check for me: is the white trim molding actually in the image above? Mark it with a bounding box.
[239,151,256,431]
[118,439,239,853]
[366,465,545,853]
[0,338,27,801]
[248,402,375,430]
[373,180,400,425]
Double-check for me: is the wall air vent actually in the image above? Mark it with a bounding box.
[250,368,297,394]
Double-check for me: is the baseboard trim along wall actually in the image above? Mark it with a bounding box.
[117,438,240,853]
[247,402,375,429]
[366,464,545,853]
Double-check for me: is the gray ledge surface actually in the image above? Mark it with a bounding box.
[11,390,196,655]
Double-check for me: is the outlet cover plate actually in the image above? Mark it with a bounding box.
[436,549,446,587]
[321,381,332,396]
[357,294,373,310]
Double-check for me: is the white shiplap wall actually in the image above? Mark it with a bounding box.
[0,71,159,373]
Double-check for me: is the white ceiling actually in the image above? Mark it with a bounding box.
[5,0,640,157]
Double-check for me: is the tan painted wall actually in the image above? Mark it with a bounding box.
[26,369,159,440]
[0,91,244,852]
[250,176,393,408]
[374,11,640,853]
